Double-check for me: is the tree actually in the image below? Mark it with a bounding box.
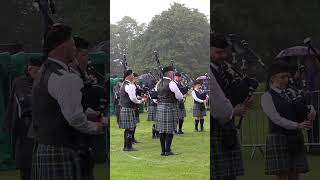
[0,0,108,52]
[110,16,145,76]
[127,3,210,78]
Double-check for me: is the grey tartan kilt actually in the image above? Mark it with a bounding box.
[147,105,157,121]
[211,129,244,178]
[31,144,81,180]
[118,107,137,129]
[193,103,206,117]
[265,133,309,175]
[155,102,179,133]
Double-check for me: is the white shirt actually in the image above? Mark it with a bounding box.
[191,90,205,103]
[209,63,234,124]
[47,58,100,134]
[124,80,143,104]
[155,77,183,101]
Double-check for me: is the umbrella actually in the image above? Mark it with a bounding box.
[196,75,209,80]
[275,46,319,59]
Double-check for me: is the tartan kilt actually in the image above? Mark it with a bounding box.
[155,102,179,133]
[193,103,206,117]
[31,144,81,180]
[118,107,137,129]
[211,128,244,178]
[265,133,309,175]
[147,105,157,121]
[177,102,186,119]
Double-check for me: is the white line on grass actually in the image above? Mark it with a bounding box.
[120,148,171,165]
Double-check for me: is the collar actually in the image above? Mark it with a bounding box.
[69,66,81,76]
[48,57,69,71]
[210,62,219,71]
[270,85,283,94]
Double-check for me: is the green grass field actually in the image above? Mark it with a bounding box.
[110,96,210,180]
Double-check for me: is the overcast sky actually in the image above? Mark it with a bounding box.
[111,0,210,24]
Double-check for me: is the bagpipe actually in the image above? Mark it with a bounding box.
[33,0,56,56]
[170,60,192,95]
[212,34,261,128]
[285,78,310,123]
[280,36,320,122]
[79,61,108,116]
[212,35,260,107]
[152,51,190,96]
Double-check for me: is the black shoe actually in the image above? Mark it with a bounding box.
[165,151,174,156]
[195,128,198,131]
[123,147,137,151]
[179,130,184,134]
[174,130,178,134]
[152,135,156,139]
[161,152,166,156]
[132,139,140,144]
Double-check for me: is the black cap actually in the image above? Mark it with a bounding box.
[124,69,133,79]
[268,61,291,76]
[162,66,174,74]
[28,57,43,67]
[74,36,89,49]
[45,24,72,53]
[174,72,182,77]
[211,33,228,48]
[133,73,139,77]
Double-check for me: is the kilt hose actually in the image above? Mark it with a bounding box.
[193,103,206,117]
[211,124,244,178]
[134,108,140,124]
[31,144,81,180]
[118,107,137,130]
[265,133,309,175]
[147,105,157,121]
[155,102,179,134]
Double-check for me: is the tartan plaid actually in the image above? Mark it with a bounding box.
[31,144,81,180]
[193,103,206,117]
[177,102,186,119]
[211,126,244,178]
[265,133,309,175]
[155,102,178,133]
[118,107,137,129]
[147,105,157,121]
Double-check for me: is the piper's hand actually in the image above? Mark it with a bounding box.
[234,104,248,117]
[96,122,105,133]
[298,121,313,129]
[204,96,209,103]
[141,97,147,103]
[244,96,254,109]
[308,110,316,122]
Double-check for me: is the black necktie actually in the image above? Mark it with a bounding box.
[218,65,229,86]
